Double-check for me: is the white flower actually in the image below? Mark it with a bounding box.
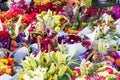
[98,71,109,77]
[24,66,48,80]
[24,74,31,80]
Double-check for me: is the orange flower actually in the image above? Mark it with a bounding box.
[106,56,115,63]
[115,59,120,67]
[7,57,14,66]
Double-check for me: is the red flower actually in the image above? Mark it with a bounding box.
[86,8,97,17]
[55,6,63,13]
[0,31,10,41]
[40,36,56,52]
[6,10,14,19]
[60,18,68,26]
[45,2,53,10]
[0,12,5,22]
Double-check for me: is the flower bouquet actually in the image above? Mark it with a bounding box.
[36,10,68,33]
[75,61,120,80]
[0,48,16,79]
[18,51,77,80]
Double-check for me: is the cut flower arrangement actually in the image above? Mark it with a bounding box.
[18,50,77,80]
[75,61,120,80]
[0,0,120,80]
[0,49,15,76]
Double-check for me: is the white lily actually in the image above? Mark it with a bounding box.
[24,66,47,80]
[15,15,22,37]
[24,24,32,40]
[102,26,110,34]
[99,13,112,25]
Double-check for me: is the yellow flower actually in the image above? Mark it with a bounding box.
[113,44,119,51]
[18,74,24,80]
[55,20,61,26]
[33,0,50,5]
[0,62,4,66]
[54,27,60,33]
[49,76,54,80]
[1,59,8,65]
[56,15,61,20]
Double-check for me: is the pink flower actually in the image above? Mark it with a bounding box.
[72,75,76,80]
[59,11,67,16]
[85,76,92,80]
[112,6,120,14]
[74,67,81,75]
[85,61,92,68]
[105,67,114,74]
[82,40,91,48]
[93,74,106,80]
[117,74,120,80]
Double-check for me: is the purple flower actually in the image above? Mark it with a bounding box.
[83,49,91,59]
[57,35,81,44]
[0,39,9,48]
[45,28,50,34]
[108,51,120,59]
[112,6,120,13]
[57,35,66,44]
[115,12,120,19]
[113,62,119,69]
[112,6,120,19]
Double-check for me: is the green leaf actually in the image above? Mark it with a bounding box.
[60,73,71,80]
